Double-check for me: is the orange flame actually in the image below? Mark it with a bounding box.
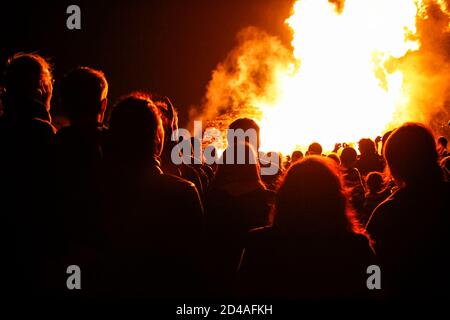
[200,0,450,154]
[258,0,422,153]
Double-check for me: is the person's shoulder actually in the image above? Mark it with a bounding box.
[350,232,372,250]
[365,190,398,233]
[154,172,203,215]
[30,117,56,135]
[242,226,273,251]
[158,172,197,191]
[353,167,363,176]
[250,185,275,198]
[248,226,273,242]
[262,188,276,197]
[261,188,276,204]
[372,190,397,215]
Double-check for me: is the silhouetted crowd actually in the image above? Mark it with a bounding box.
[2,53,449,300]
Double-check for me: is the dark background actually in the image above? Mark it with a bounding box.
[0,0,295,125]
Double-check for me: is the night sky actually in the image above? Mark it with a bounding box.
[1,0,295,125]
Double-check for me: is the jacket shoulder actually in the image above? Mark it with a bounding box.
[30,117,56,135]
[159,173,197,190]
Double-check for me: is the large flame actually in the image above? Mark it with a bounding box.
[200,0,450,154]
[257,0,422,153]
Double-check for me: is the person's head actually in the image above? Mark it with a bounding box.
[60,66,108,125]
[108,92,164,165]
[3,52,53,111]
[358,138,377,156]
[291,150,304,163]
[272,156,361,235]
[340,147,357,169]
[366,172,384,194]
[307,142,322,156]
[327,153,341,166]
[228,118,260,152]
[152,95,178,143]
[215,141,263,186]
[384,122,442,186]
[437,136,448,150]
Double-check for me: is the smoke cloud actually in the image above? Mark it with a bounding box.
[395,0,450,135]
[195,27,293,124]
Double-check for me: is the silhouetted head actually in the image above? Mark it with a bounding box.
[358,138,377,156]
[228,118,260,151]
[3,52,53,112]
[152,95,178,142]
[291,150,304,164]
[366,172,384,194]
[272,156,361,235]
[437,136,448,149]
[384,122,442,186]
[108,93,164,165]
[340,147,357,169]
[60,67,108,125]
[307,142,322,156]
[216,141,263,186]
[327,153,341,166]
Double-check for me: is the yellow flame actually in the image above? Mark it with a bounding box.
[255,0,423,153]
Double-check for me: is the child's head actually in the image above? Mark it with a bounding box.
[366,172,384,193]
